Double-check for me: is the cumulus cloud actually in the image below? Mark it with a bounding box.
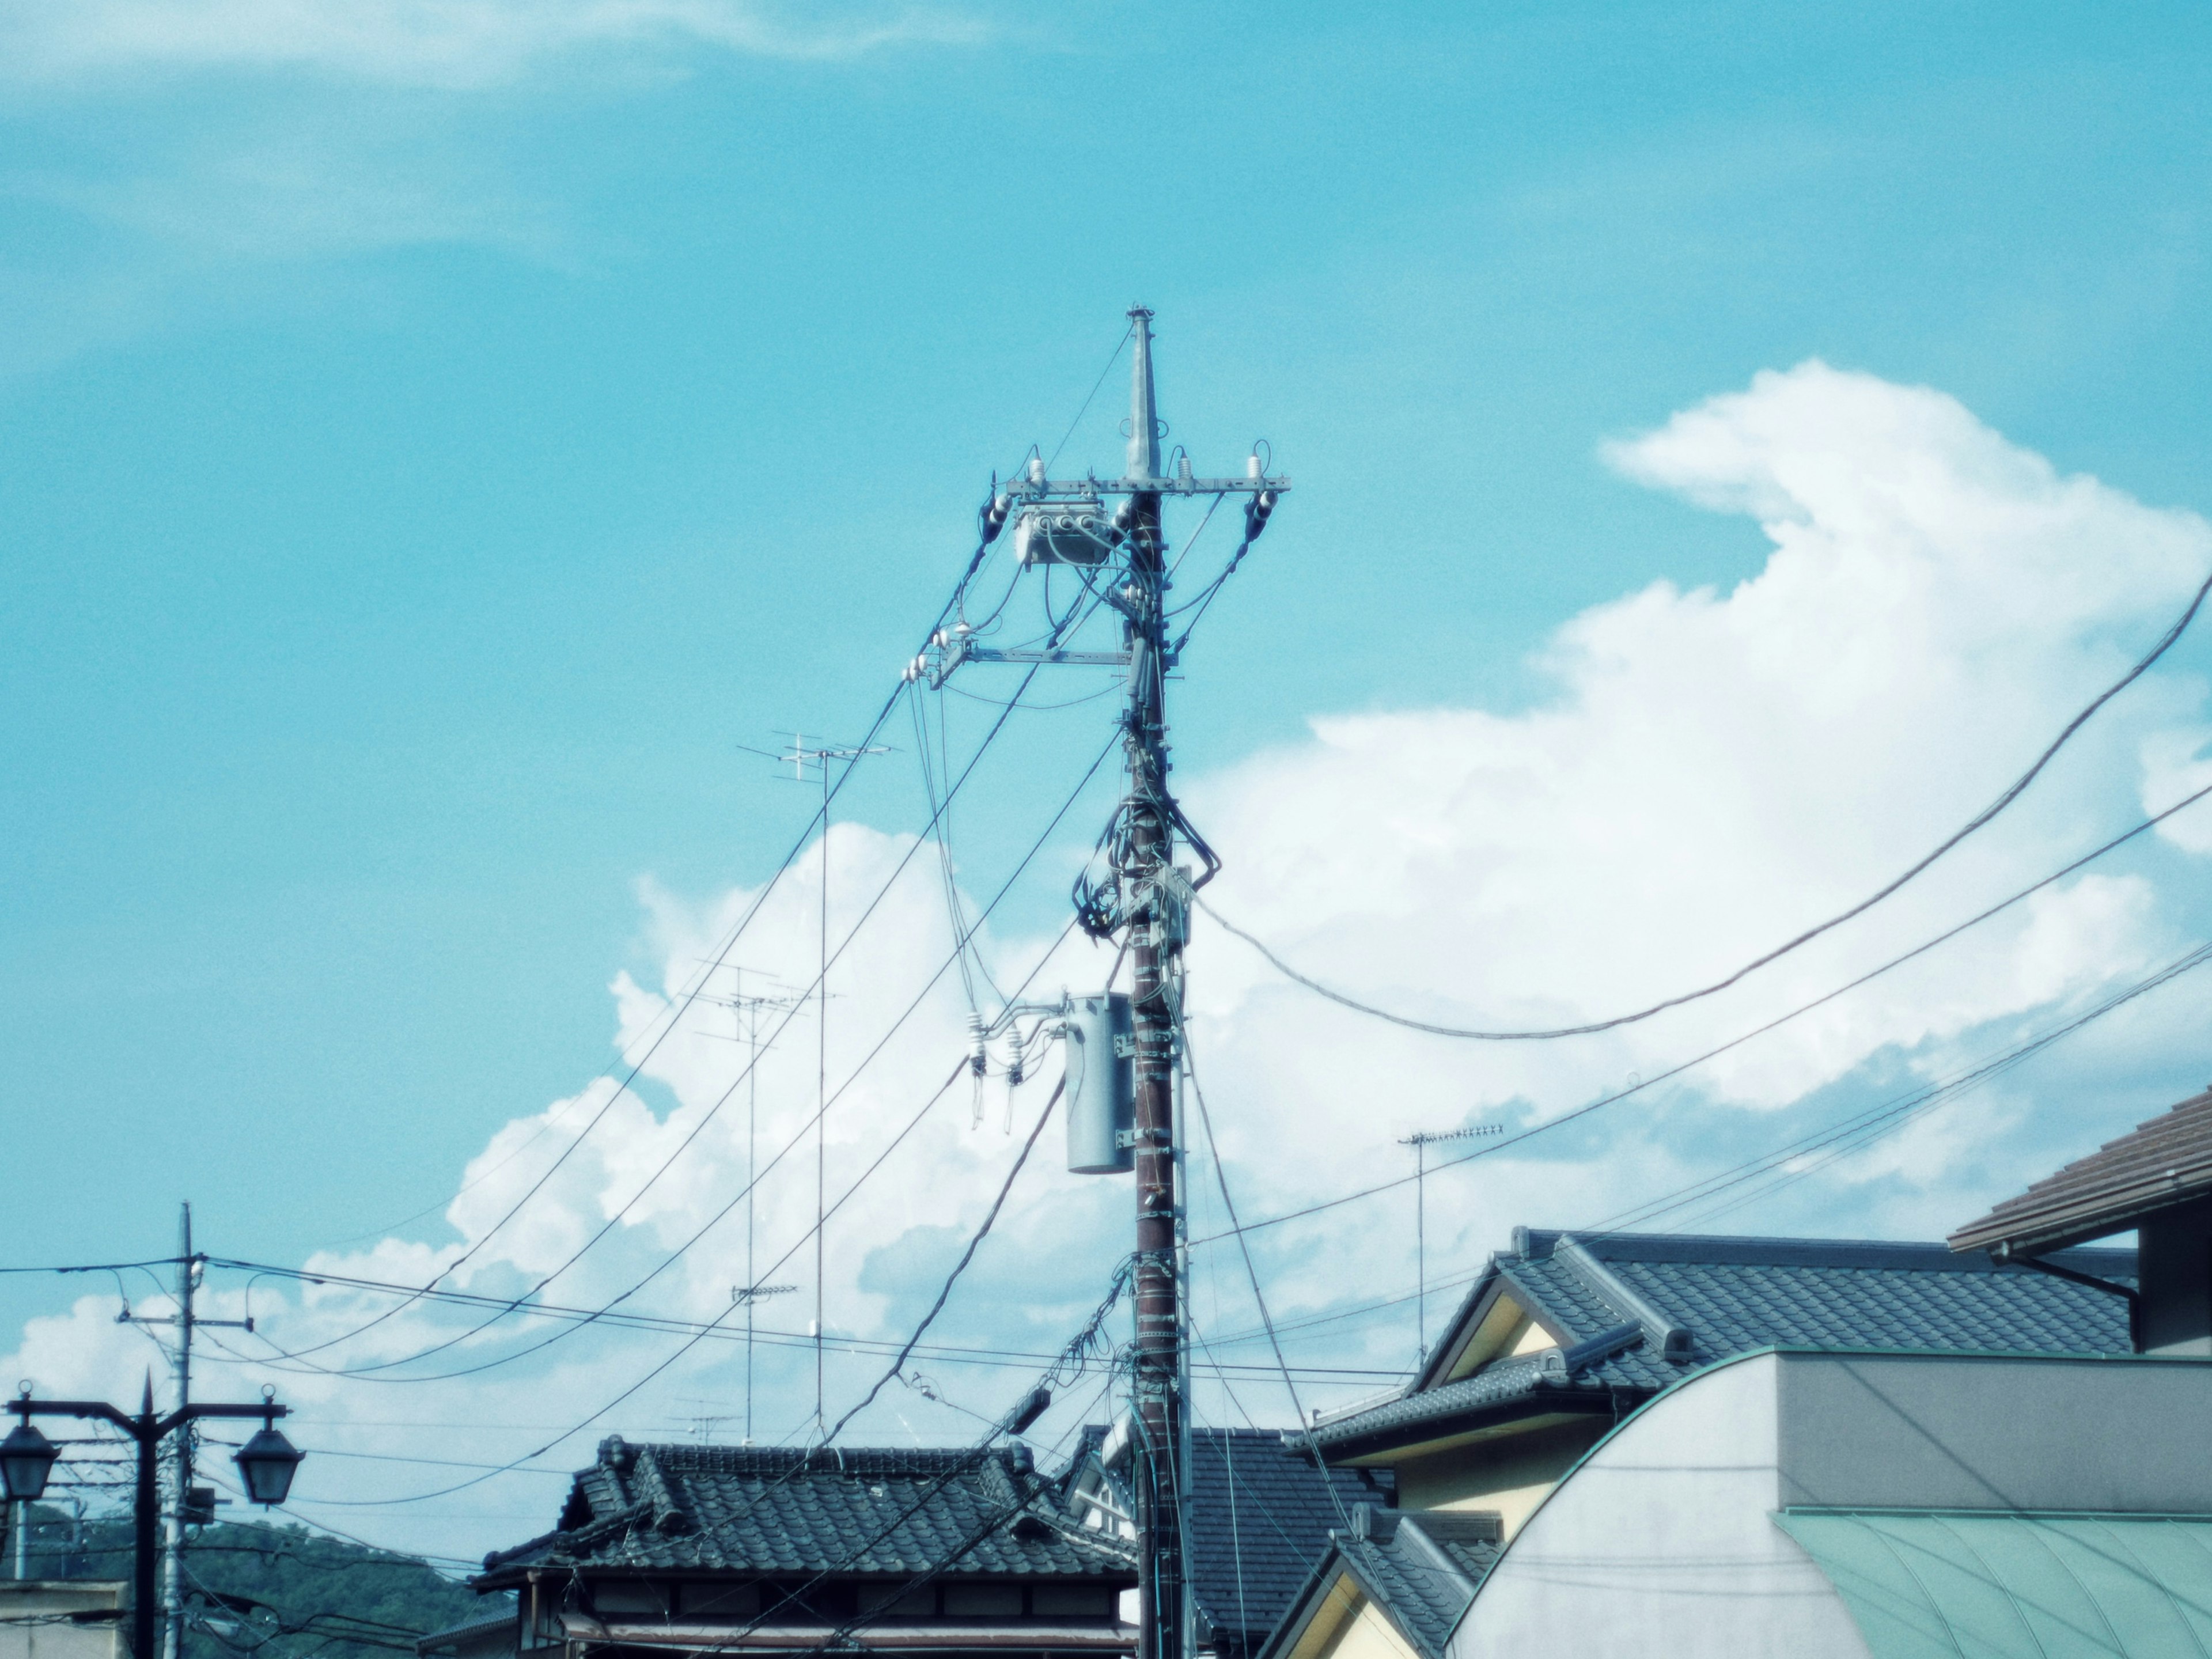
[1179,359,2212,1320]
[0,0,982,89]
[12,361,2212,1562]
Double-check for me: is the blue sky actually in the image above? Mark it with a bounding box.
[7,0,2212,1554]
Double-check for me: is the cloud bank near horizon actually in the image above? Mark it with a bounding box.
[12,359,2212,1563]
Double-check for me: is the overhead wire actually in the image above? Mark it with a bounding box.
[269,666,1098,1382]
[244,743,1118,1496]
[1601,935,2212,1236]
[1197,558,2212,1041]
[822,1078,1062,1443]
[1187,775,2212,1248]
[280,325,1138,1355]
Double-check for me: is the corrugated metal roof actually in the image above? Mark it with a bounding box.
[1775,1509,2212,1657]
[1950,1089,2212,1255]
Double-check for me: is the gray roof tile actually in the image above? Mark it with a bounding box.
[1316,1229,2137,1455]
[482,1440,1133,1584]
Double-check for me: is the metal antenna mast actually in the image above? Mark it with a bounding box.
[1397,1125,1502,1362]
[779,734,888,1432]
[700,968,806,1441]
[921,307,1286,1659]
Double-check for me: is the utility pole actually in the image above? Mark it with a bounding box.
[1117,312,1185,1659]
[164,1207,191,1659]
[920,306,1285,1659]
[117,1206,249,1659]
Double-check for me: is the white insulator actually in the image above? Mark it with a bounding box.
[1247,452,1263,479]
[1029,456,1046,483]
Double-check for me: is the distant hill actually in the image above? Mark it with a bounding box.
[10,1506,505,1659]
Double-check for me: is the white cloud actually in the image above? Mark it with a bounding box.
[12,360,2212,1562]
[0,0,983,89]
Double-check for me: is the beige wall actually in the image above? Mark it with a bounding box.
[0,1582,126,1659]
[1389,1419,1609,1538]
[1287,1580,1419,1659]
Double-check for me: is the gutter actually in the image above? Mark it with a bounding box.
[1992,1243,2141,1350]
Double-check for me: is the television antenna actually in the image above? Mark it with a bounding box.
[1399,1123,1504,1363]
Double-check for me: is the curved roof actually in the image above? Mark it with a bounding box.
[1777,1510,2212,1658]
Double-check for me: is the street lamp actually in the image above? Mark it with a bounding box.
[0,1416,58,1503]
[232,1396,302,1506]
[9,1378,302,1659]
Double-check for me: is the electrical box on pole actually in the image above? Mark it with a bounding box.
[1065,993,1134,1174]
[923,306,1287,1659]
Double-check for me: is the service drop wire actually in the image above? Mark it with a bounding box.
[1175,1002,1351,1532]
[1603,935,2212,1236]
[823,1077,1063,1443]
[729,1268,1135,1657]
[253,723,1112,1391]
[270,775,1107,1496]
[275,528,1022,1366]
[279,661,1079,1381]
[1188,774,2212,1248]
[1200,557,2212,1041]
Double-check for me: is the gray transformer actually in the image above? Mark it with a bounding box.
[1065,993,1135,1174]
[1014,503,1116,566]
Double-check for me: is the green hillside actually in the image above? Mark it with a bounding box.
[9,1507,506,1659]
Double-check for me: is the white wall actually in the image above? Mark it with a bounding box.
[0,1582,127,1659]
[1449,1355,1868,1659]
[1447,1350,2212,1659]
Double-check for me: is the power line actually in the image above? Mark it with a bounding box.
[824,1078,1063,1444]
[1187,775,2212,1247]
[270,679,1100,1385]
[1198,559,2212,1042]
[238,758,1116,1500]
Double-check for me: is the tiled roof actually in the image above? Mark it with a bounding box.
[1266,1510,1495,1659]
[1316,1229,2136,1456]
[1950,1088,2212,1255]
[415,1608,518,1656]
[480,1439,1134,1584]
[1183,1430,1392,1649]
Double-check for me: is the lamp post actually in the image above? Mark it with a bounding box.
[3,1381,302,1659]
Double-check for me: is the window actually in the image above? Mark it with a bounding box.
[678,1584,759,1620]
[942,1586,1022,1619]
[858,1586,936,1619]
[1032,1587,1113,1618]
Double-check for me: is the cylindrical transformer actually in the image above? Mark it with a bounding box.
[1064,992,1134,1174]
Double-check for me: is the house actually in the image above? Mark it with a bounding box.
[469,1437,1135,1659]
[1264,1509,1498,1659]
[1302,1228,2135,1544]
[0,1580,126,1659]
[1061,1426,1392,1659]
[1950,1084,2212,1354]
[417,1608,525,1659]
[1446,1345,2212,1659]
[1313,1126,2212,1659]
